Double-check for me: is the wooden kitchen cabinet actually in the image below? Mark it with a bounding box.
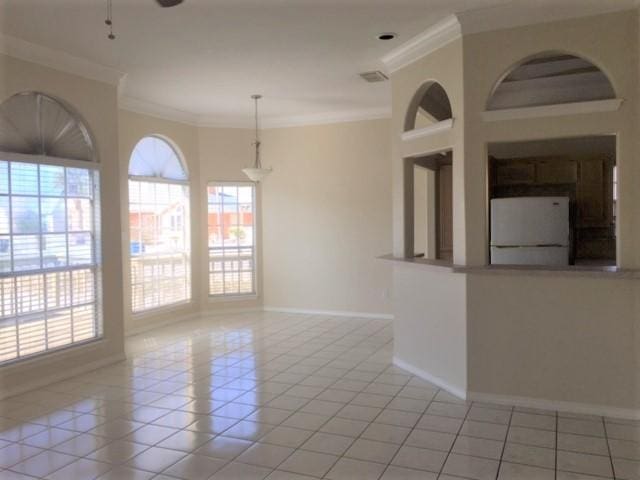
[536,158,577,184]
[576,158,614,227]
[494,160,535,185]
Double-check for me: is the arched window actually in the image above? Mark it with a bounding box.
[405,81,452,132]
[0,92,101,363]
[487,52,616,111]
[128,136,190,313]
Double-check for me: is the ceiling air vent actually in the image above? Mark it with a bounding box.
[359,70,389,83]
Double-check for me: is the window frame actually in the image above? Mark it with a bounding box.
[127,137,192,315]
[207,181,257,299]
[0,150,103,366]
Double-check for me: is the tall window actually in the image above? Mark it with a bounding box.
[208,183,255,296]
[128,137,190,313]
[0,92,101,364]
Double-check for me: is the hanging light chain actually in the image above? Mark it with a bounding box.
[105,0,115,40]
[252,94,262,169]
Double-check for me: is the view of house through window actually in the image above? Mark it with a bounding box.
[208,183,255,296]
[128,137,190,313]
[0,160,101,363]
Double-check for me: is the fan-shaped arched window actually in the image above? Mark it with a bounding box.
[0,92,102,364]
[487,52,616,111]
[405,81,453,132]
[0,92,95,162]
[128,136,190,313]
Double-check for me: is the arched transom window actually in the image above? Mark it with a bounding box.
[128,136,190,313]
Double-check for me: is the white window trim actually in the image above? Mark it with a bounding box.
[127,176,192,314]
[207,180,258,298]
[0,151,103,366]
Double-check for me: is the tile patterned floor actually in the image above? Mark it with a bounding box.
[0,312,638,480]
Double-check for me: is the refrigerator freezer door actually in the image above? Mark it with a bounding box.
[491,197,570,246]
[491,246,569,266]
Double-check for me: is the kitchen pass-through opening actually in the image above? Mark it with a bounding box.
[409,150,453,262]
[488,136,616,267]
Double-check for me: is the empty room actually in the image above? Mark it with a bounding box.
[0,1,639,479]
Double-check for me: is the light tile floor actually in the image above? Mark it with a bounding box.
[1,312,639,480]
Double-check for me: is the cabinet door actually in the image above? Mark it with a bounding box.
[536,159,577,184]
[577,158,613,227]
[494,161,535,185]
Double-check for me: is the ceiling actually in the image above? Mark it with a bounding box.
[0,0,636,127]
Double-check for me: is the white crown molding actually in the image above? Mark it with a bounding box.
[380,15,461,74]
[401,118,454,142]
[482,98,624,122]
[0,33,126,87]
[261,108,391,129]
[119,95,201,126]
[121,95,391,130]
[381,5,639,75]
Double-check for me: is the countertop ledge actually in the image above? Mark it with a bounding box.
[378,255,640,279]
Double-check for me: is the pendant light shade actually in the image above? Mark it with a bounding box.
[242,167,272,182]
[243,94,272,182]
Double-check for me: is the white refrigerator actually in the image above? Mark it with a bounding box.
[490,197,570,266]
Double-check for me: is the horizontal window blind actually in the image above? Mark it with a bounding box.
[129,180,190,312]
[208,183,255,297]
[0,159,101,364]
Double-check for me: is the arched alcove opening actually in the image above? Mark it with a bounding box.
[487,52,616,111]
[0,92,102,363]
[128,135,191,313]
[404,81,453,132]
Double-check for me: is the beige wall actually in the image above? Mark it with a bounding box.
[391,39,465,262]
[118,110,202,333]
[0,54,126,398]
[393,264,467,396]
[196,126,263,313]
[118,112,263,334]
[261,120,393,315]
[389,10,640,415]
[468,273,636,410]
[463,10,639,268]
[119,115,393,327]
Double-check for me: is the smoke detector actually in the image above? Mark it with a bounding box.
[359,70,389,83]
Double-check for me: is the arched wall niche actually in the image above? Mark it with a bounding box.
[0,91,97,162]
[486,51,617,111]
[404,81,453,132]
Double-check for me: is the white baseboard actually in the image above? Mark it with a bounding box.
[469,391,640,421]
[393,356,467,400]
[264,306,394,320]
[126,312,202,337]
[0,352,126,401]
[125,308,265,337]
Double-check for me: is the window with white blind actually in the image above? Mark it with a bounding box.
[0,160,101,364]
[208,183,256,296]
[0,92,102,365]
[128,136,190,313]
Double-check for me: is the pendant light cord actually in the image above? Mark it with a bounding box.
[252,94,262,169]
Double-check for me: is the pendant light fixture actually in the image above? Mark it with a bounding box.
[242,94,272,182]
